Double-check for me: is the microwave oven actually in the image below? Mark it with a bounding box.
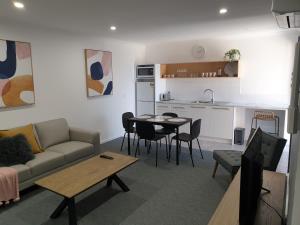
[136,64,155,79]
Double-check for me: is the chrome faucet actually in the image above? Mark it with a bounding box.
[203,89,214,103]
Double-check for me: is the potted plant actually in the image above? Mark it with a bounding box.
[224,49,241,61]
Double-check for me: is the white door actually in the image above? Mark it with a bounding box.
[136,81,155,101]
[188,105,210,137]
[210,107,234,139]
[137,101,154,116]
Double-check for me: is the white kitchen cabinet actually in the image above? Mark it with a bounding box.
[209,106,234,139]
[156,102,234,141]
[187,105,210,137]
[170,104,190,133]
[155,103,171,115]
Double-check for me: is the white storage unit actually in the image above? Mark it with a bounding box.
[155,102,234,141]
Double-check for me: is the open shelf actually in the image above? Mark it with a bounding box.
[160,61,239,79]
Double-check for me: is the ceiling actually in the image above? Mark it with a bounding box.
[0,0,280,43]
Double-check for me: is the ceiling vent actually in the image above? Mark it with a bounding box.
[272,0,300,28]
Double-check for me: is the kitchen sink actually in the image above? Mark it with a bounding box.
[191,100,211,103]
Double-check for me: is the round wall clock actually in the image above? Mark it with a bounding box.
[191,45,205,59]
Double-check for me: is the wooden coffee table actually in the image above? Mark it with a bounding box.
[35,152,138,225]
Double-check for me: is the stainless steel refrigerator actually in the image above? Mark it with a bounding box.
[136,79,155,116]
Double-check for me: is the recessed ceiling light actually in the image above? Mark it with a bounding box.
[219,8,228,14]
[110,26,117,31]
[13,1,25,9]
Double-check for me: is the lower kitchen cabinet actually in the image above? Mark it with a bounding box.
[156,102,234,141]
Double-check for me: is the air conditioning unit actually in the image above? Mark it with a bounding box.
[272,0,300,28]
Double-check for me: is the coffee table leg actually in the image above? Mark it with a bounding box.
[106,177,113,187]
[50,197,68,219]
[50,197,77,225]
[68,197,77,225]
[106,174,130,192]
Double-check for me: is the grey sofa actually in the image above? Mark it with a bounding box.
[10,118,100,191]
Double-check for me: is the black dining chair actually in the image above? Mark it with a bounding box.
[120,112,136,152]
[135,121,168,167]
[170,119,204,167]
[155,112,178,149]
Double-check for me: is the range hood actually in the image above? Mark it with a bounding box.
[272,0,300,28]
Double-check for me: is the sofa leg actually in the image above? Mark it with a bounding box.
[212,161,219,178]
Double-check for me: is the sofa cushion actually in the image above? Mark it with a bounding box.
[46,141,94,163]
[26,151,64,176]
[10,164,31,182]
[0,134,35,166]
[34,118,70,149]
[0,124,42,154]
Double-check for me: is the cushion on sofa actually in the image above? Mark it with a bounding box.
[0,134,35,166]
[34,118,70,149]
[10,164,32,182]
[0,124,42,154]
[46,141,94,163]
[26,151,64,176]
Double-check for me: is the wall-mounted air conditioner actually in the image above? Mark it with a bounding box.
[272,0,300,28]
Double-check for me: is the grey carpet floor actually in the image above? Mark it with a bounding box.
[0,138,232,225]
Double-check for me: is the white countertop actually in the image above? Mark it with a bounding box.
[156,100,288,111]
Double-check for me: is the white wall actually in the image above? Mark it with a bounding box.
[0,22,145,143]
[145,31,299,107]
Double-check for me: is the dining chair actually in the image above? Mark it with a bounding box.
[120,112,136,152]
[170,119,204,167]
[135,121,168,167]
[155,112,178,149]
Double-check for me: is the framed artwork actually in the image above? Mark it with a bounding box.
[85,49,113,97]
[0,39,35,108]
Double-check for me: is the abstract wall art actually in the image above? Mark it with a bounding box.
[0,39,35,108]
[85,49,113,97]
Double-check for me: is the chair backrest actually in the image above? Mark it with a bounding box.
[246,128,286,171]
[122,112,134,132]
[162,112,178,130]
[191,119,201,139]
[163,112,178,118]
[136,121,155,140]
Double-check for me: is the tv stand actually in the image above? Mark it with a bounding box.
[261,187,271,193]
[208,170,286,225]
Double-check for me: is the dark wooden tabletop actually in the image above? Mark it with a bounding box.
[129,114,192,127]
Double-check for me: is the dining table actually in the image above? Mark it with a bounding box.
[127,114,193,165]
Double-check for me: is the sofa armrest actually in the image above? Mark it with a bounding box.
[69,127,101,153]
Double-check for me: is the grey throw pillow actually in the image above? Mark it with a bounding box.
[0,134,35,166]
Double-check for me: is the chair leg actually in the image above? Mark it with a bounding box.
[147,141,151,154]
[133,133,136,146]
[212,161,219,178]
[165,137,168,159]
[156,141,158,167]
[169,138,173,162]
[188,141,195,167]
[196,138,204,159]
[120,132,126,152]
[135,138,140,157]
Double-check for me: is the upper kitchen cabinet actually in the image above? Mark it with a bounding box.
[160,61,239,79]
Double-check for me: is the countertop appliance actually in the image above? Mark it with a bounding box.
[136,79,155,116]
[272,0,300,28]
[136,64,155,79]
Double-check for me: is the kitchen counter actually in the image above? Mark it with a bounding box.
[156,100,288,111]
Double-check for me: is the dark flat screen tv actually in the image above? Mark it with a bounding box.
[239,127,264,225]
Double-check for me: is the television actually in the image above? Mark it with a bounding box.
[239,128,264,225]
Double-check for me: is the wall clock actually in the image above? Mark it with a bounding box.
[191,45,205,59]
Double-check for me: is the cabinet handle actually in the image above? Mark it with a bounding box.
[157,106,168,108]
[172,106,185,109]
[190,106,206,109]
[212,107,230,110]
